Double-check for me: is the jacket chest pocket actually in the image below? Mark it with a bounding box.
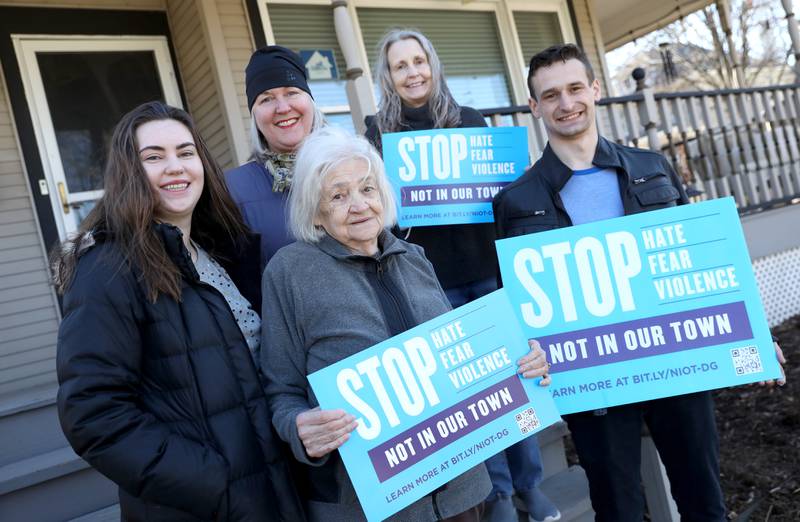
[630,172,681,209]
[505,209,558,237]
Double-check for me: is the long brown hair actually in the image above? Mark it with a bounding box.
[52,101,248,302]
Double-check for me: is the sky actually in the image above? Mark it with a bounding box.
[605,0,800,78]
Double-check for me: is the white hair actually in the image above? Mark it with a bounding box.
[248,92,326,159]
[289,127,398,243]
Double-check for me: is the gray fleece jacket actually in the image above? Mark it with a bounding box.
[261,231,491,521]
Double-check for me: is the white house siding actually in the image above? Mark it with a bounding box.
[0,73,60,402]
[167,0,235,169]
[568,0,611,95]
[216,0,253,145]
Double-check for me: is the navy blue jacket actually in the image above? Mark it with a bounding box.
[225,161,293,272]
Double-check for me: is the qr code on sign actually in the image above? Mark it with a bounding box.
[731,346,763,376]
[515,408,540,435]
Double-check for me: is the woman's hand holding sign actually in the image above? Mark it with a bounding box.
[297,407,358,458]
[517,339,552,386]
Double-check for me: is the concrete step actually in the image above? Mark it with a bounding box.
[569,509,596,522]
[0,446,117,521]
[537,421,569,479]
[540,466,593,521]
[69,503,121,522]
[0,446,86,495]
[513,466,594,522]
[0,384,66,466]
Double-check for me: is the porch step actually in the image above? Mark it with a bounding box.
[0,384,66,466]
[69,503,121,521]
[513,466,594,522]
[0,445,117,521]
[0,446,87,495]
[537,421,569,479]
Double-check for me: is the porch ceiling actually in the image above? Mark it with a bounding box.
[598,0,714,51]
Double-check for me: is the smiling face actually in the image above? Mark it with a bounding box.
[387,38,433,108]
[314,158,384,256]
[252,86,314,153]
[137,119,204,231]
[529,58,601,142]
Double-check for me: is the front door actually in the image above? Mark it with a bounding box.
[13,36,182,240]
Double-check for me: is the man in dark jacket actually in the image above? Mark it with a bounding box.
[492,44,727,521]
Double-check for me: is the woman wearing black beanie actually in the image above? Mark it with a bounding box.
[225,45,325,271]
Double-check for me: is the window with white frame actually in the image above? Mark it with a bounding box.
[266,3,354,130]
[357,7,513,111]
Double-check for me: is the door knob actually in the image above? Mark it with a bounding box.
[57,182,70,214]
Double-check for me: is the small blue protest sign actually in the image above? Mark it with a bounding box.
[307,289,559,521]
[495,197,781,414]
[381,127,528,227]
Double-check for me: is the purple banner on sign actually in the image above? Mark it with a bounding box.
[400,182,509,207]
[367,374,528,483]
[541,301,752,373]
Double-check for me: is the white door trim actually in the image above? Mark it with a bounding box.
[12,35,182,240]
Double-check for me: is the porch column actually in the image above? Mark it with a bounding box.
[633,68,661,152]
[332,0,376,133]
[715,0,745,87]
[781,0,800,80]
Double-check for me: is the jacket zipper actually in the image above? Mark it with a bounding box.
[375,260,411,332]
[185,277,256,455]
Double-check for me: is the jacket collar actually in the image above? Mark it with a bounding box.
[153,222,200,280]
[538,136,623,192]
[315,229,407,262]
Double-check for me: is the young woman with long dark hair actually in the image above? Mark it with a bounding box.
[53,101,303,522]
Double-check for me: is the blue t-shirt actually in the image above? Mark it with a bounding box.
[560,166,624,225]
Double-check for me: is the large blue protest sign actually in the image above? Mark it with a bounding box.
[381,127,528,227]
[307,289,559,521]
[495,197,781,415]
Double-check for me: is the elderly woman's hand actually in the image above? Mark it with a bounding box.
[517,339,552,386]
[296,407,358,459]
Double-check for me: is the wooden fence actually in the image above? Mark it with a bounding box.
[481,84,800,214]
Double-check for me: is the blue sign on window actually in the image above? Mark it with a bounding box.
[299,49,339,80]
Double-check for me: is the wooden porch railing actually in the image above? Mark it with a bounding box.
[480,84,800,215]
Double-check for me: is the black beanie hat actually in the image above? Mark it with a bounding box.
[246,45,311,111]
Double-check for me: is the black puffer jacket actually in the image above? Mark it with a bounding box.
[56,224,303,522]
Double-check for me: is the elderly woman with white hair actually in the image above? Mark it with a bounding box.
[261,127,552,521]
[226,45,325,271]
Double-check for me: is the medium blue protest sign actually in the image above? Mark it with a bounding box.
[381,127,528,227]
[495,197,781,414]
[307,289,560,521]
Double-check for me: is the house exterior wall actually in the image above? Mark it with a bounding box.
[167,0,235,169]
[0,0,163,8]
[217,0,254,143]
[0,70,60,401]
[567,0,613,96]
[0,0,254,407]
